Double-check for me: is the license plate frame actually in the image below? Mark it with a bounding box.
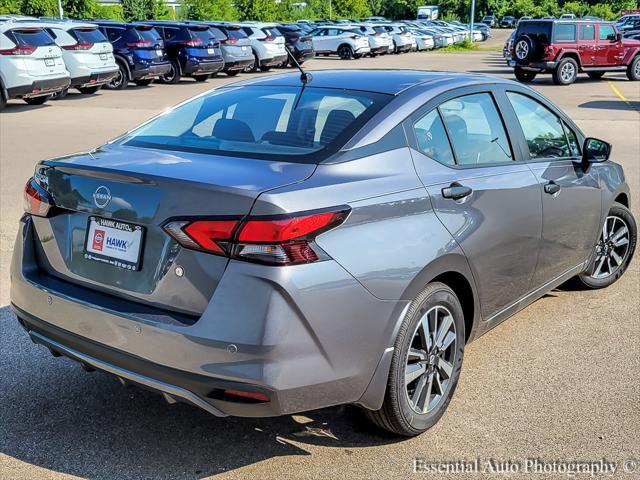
[44,58,55,67]
[99,53,108,60]
[84,216,145,271]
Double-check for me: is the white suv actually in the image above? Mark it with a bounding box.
[351,24,393,56]
[38,21,118,97]
[310,26,370,59]
[0,22,69,109]
[239,23,287,72]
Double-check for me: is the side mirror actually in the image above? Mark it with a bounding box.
[614,32,623,42]
[583,137,611,163]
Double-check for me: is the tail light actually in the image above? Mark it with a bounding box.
[24,178,54,217]
[222,38,237,44]
[126,40,153,48]
[0,45,36,55]
[258,35,275,42]
[63,42,93,51]
[543,45,555,58]
[164,207,350,266]
[180,39,203,47]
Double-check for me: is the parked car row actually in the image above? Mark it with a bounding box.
[504,18,640,85]
[0,16,488,110]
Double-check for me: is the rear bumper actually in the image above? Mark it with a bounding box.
[292,49,315,62]
[223,58,254,72]
[10,216,401,417]
[71,69,119,89]
[370,46,390,54]
[6,76,71,99]
[260,54,288,67]
[132,62,171,80]
[183,58,225,76]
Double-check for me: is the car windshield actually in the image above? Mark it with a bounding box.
[70,27,107,43]
[121,86,390,163]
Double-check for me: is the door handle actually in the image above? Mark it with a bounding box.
[544,181,561,195]
[442,183,473,200]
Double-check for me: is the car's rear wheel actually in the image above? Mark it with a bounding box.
[338,45,354,60]
[587,72,605,80]
[192,74,209,82]
[134,79,152,87]
[627,56,640,81]
[364,282,465,436]
[514,67,537,82]
[105,61,128,90]
[24,95,50,106]
[247,52,260,72]
[77,85,100,94]
[553,57,578,85]
[578,203,636,289]
[158,60,181,84]
[0,89,6,110]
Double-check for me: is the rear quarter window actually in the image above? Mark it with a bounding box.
[554,23,577,42]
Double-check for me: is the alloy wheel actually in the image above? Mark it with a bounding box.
[404,305,456,414]
[635,61,640,77]
[515,40,528,60]
[560,62,575,82]
[591,215,630,279]
[110,69,124,89]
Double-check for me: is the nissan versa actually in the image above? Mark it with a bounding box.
[11,70,636,436]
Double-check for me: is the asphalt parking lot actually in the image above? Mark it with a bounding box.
[1,30,639,479]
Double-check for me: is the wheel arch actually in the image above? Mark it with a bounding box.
[614,192,629,208]
[557,50,582,69]
[337,42,353,53]
[114,54,132,80]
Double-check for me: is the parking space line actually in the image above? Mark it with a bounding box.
[607,81,639,112]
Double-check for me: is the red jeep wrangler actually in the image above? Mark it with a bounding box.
[510,19,640,85]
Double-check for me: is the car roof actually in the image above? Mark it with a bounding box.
[36,21,99,30]
[226,69,513,95]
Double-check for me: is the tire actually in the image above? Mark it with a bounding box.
[246,53,260,73]
[370,52,378,58]
[577,202,636,289]
[158,60,181,84]
[514,67,537,83]
[24,95,50,106]
[338,45,353,60]
[77,85,100,94]
[364,282,465,436]
[259,65,271,72]
[104,61,128,90]
[0,90,6,111]
[192,74,209,82]
[627,56,640,81]
[51,88,68,100]
[226,70,240,76]
[134,79,153,87]
[353,53,362,59]
[552,57,578,85]
[587,72,605,80]
[513,35,535,62]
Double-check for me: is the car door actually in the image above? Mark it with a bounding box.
[311,28,329,52]
[407,87,542,320]
[578,23,596,66]
[596,24,624,65]
[503,89,602,287]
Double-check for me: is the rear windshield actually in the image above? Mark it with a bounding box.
[280,25,302,32]
[262,27,282,38]
[70,27,107,44]
[516,21,552,42]
[122,86,390,163]
[222,26,247,39]
[188,26,216,43]
[126,26,162,42]
[209,27,226,40]
[373,26,386,33]
[6,28,54,47]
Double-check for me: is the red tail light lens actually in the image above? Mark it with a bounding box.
[126,40,153,48]
[24,178,54,217]
[181,39,203,47]
[258,35,275,42]
[0,45,36,55]
[222,38,237,44]
[63,42,93,51]
[163,207,350,265]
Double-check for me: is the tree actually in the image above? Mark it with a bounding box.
[122,0,147,21]
[589,3,615,20]
[235,0,279,22]
[0,0,21,15]
[332,0,371,18]
[181,0,238,21]
[21,0,58,17]
[63,0,97,19]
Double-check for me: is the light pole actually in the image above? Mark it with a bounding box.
[469,0,476,43]
[57,0,63,19]
[329,0,332,20]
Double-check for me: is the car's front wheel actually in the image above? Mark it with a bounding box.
[158,60,181,84]
[192,74,209,82]
[134,79,153,87]
[364,282,465,436]
[578,202,636,289]
[77,85,100,94]
[627,56,640,81]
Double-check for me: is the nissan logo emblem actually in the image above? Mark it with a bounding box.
[93,186,111,208]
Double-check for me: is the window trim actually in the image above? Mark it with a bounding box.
[504,90,581,163]
[409,89,517,169]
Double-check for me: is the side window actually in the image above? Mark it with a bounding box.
[580,24,595,41]
[554,23,576,42]
[506,92,571,159]
[563,123,580,157]
[439,93,513,165]
[105,28,122,43]
[599,25,615,41]
[413,109,455,166]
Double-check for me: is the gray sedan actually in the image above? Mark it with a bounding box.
[12,70,636,436]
